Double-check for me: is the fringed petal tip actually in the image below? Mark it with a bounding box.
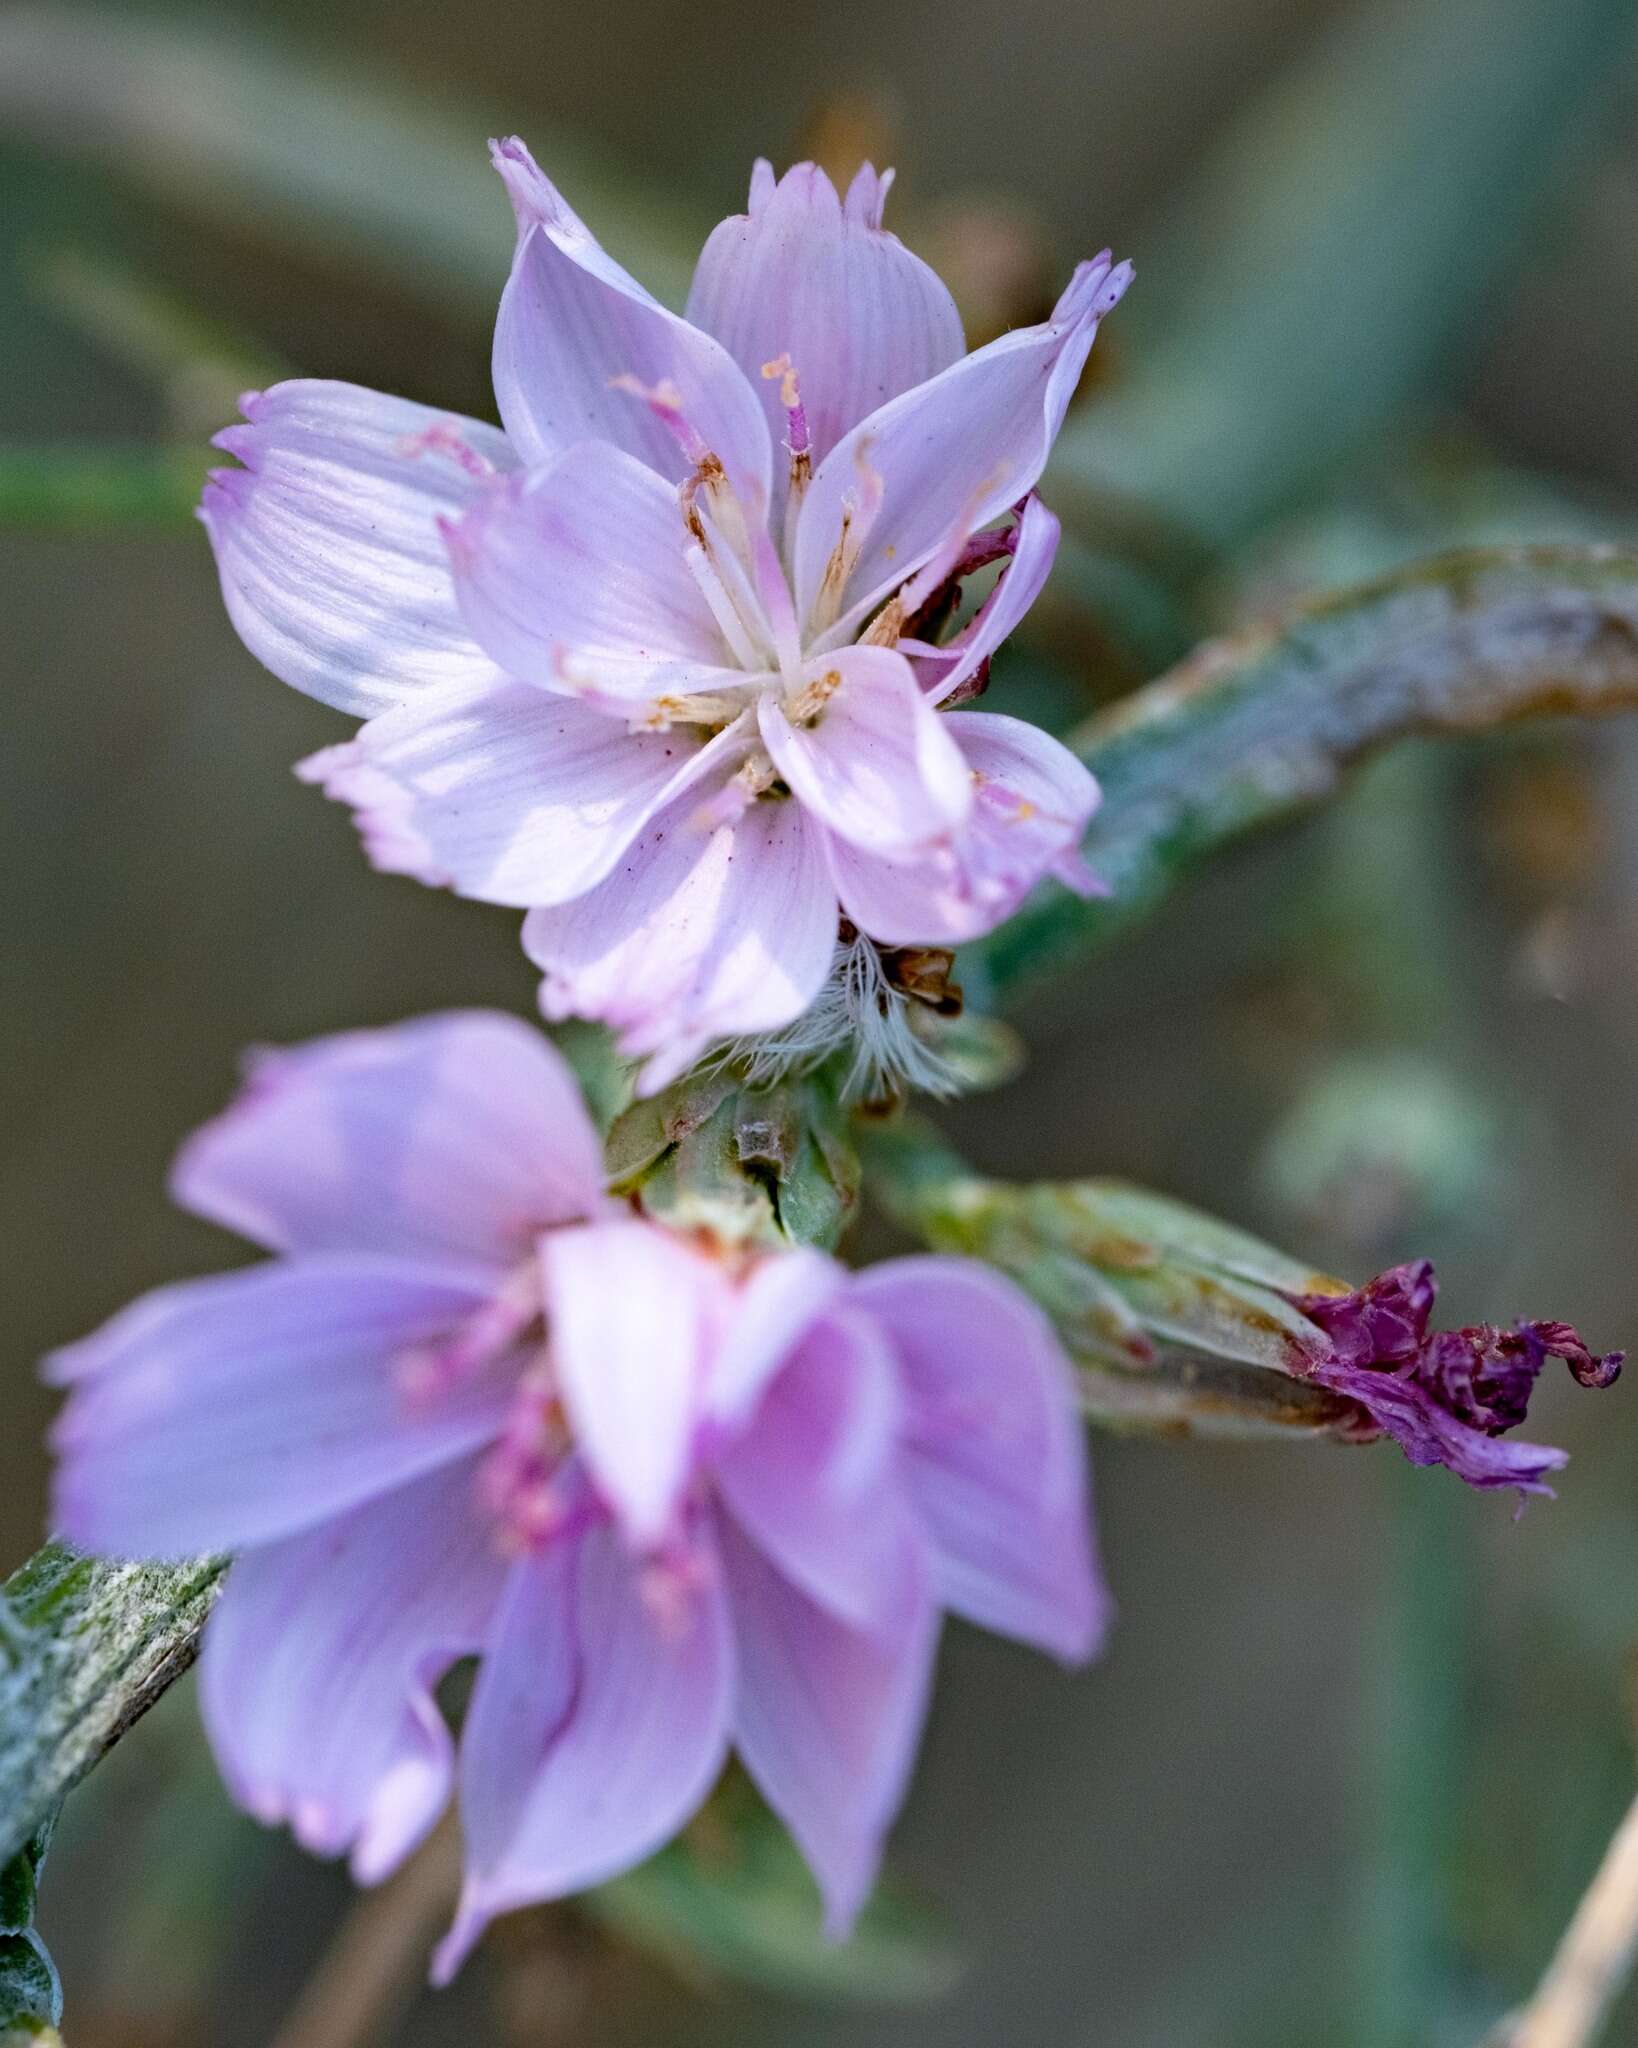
[487,134,570,235]
[736,159,897,233]
[1053,252,1135,327]
[295,743,454,889]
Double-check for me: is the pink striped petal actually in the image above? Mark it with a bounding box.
[707,1247,844,1427]
[199,1455,504,1883]
[490,138,770,512]
[716,1306,924,1633]
[200,380,515,718]
[444,445,745,701]
[170,1012,606,1267]
[794,255,1132,639]
[541,1221,732,1545]
[686,160,963,527]
[298,681,731,909]
[716,1506,937,1936]
[523,779,838,1094]
[829,712,1100,946]
[851,1257,1107,1663]
[757,646,972,854]
[48,1257,508,1559]
[435,1510,733,1981]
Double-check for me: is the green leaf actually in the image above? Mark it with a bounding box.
[970,544,1638,1004]
[0,9,702,310]
[587,1782,961,2006]
[1051,0,1638,555]
[0,1542,225,1870]
[0,1819,59,2036]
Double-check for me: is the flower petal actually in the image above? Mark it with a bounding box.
[199,1454,504,1883]
[541,1220,731,1546]
[829,711,1100,945]
[920,495,1062,707]
[444,444,744,701]
[685,161,963,527]
[49,1257,509,1559]
[169,1012,606,1267]
[200,380,515,717]
[850,1256,1107,1662]
[298,680,728,908]
[490,138,771,511]
[716,1504,937,1936]
[523,782,838,1094]
[707,1247,844,1427]
[435,1508,733,1982]
[757,647,972,854]
[794,255,1132,638]
[716,1305,924,1633]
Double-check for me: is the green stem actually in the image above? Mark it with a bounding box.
[970,545,1638,1004]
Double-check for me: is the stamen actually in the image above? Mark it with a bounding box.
[807,441,884,639]
[395,419,496,482]
[396,1259,542,1406]
[761,352,812,532]
[783,666,844,726]
[609,373,710,466]
[691,751,780,830]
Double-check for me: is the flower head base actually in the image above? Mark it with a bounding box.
[45,1013,1105,1976]
[1290,1261,1622,1495]
[201,143,1129,1091]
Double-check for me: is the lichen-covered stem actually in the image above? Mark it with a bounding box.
[0,1544,225,1867]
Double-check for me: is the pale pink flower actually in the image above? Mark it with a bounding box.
[201,143,1131,1090]
[46,1013,1107,1976]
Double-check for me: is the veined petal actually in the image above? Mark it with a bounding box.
[922,496,1062,706]
[199,1455,504,1884]
[851,1257,1107,1663]
[707,1247,845,1427]
[794,254,1132,637]
[686,160,963,527]
[435,1509,733,1982]
[169,1011,606,1266]
[49,1257,509,1559]
[716,1306,925,1633]
[200,380,515,718]
[490,138,771,511]
[758,647,972,854]
[298,680,731,909]
[541,1220,731,1546]
[716,1506,937,1936]
[523,782,838,1095]
[830,712,1100,946]
[444,444,744,700]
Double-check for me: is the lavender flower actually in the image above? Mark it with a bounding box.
[200,143,1131,1091]
[45,1013,1105,1977]
[1290,1261,1622,1495]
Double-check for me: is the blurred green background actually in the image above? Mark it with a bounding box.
[5,0,1638,2041]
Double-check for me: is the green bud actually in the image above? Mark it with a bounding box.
[606,1068,860,1253]
[863,1119,1355,1438]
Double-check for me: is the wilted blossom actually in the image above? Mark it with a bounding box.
[46,1013,1105,1977]
[200,140,1131,1091]
[1290,1260,1622,1495]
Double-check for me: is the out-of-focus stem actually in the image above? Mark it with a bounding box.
[1484,1789,1638,2048]
[266,1813,463,2048]
[972,546,1638,1005]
